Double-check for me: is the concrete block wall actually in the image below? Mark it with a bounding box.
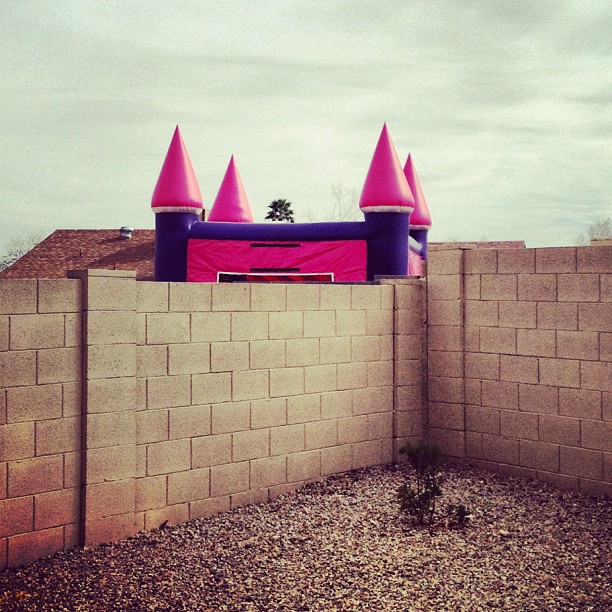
[427,246,611,496]
[0,279,82,568]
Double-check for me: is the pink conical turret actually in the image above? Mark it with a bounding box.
[359,124,414,213]
[207,156,254,223]
[151,126,203,214]
[403,154,431,229]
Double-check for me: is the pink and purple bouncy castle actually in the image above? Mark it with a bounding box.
[152,124,431,283]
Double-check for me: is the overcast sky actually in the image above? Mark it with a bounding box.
[1,0,610,254]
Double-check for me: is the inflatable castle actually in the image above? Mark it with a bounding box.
[152,124,431,283]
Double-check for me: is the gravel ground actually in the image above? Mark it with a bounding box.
[1,463,610,611]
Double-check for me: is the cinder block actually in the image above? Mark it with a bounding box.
[601,333,612,362]
[535,248,576,273]
[367,361,393,387]
[37,417,80,455]
[559,388,602,419]
[428,402,464,430]
[169,405,211,440]
[519,440,559,472]
[320,391,352,420]
[250,455,287,488]
[168,343,210,376]
[211,284,251,312]
[8,526,64,568]
[87,344,136,379]
[286,285,320,311]
[10,314,64,350]
[0,279,37,314]
[396,334,422,360]
[429,428,465,458]
[396,385,424,411]
[464,250,497,273]
[211,401,250,434]
[146,313,190,345]
[34,487,79,530]
[558,274,599,302]
[465,379,481,406]
[395,309,423,335]
[352,440,383,469]
[8,455,63,497]
[580,361,612,392]
[192,372,232,404]
[250,398,286,429]
[578,303,611,332]
[427,300,461,326]
[428,325,462,351]
[249,284,285,312]
[191,312,231,342]
[232,429,269,462]
[539,358,580,388]
[7,384,62,423]
[517,329,556,357]
[366,310,393,336]
[576,246,612,273]
[500,410,538,440]
[465,431,482,459]
[270,424,305,455]
[37,347,80,384]
[63,451,81,488]
[304,364,337,394]
[380,335,393,360]
[211,341,249,372]
[286,338,320,367]
[336,310,366,337]
[394,411,422,438]
[189,496,230,519]
[337,415,369,444]
[519,383,558,415]
[538,414,580,446]
[137,345,168,378]
[429,376,464,403]
[249,339,285,370]
[518,274,556,301]
[210,461,249,496]
[465,353,500,380]
[230,312,268,341]
[427,275,461,301]
[352,285,381,310]
[144,504,189,531]
[321,445,352,476]
[498,249,535,273]
[88,377,136,414]
[481,275,517,301]
[86,446,135,484]
[137,282,168,313]
[135,313,146,346]
[319,285,352,311]
[287,394,320,424]
[136,409,168,445]
[147,438,190,476]
[464,275,480,300]
[320,336,351,364]
[480,327,516,354]
[269,311,303,340]
[270,367,304,397]
[603,275,612,303]
[0,316,7,351]
[168,468,210,504]
[481,380,518,410]
[86,479,135,519]
[87,311,136,345]
[560,446,603,479]
[232,370,269,402]
[581,420,612,452]
[537,303,578,330]
[135,475,166,511]
[169,282,211,312]
[465,300,498,327]
[353,386,392,415]
[428,249,463,275]
[0,422,34,461]
[605,392,612,422]
[191,434,232,468]
[303,311,336,338]
[38,280,81,313]
[499,301,536,329]
[466,405,500,434]
[305,420,338,450]
[499,355,538,384]
[84,273,136,312]
[337,362,368,390]
[147,375,191,409]
[464,327,480,352]
[579,479,612,497]
[482,433,518,464]
[287,450,321,482]
[0,496,33,537]
[428,351,462,378]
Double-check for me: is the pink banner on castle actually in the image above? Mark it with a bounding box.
[187,239,368,282]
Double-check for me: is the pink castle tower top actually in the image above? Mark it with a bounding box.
[359,124,414,213]
[403,154,432,229]
[207,156,254,223]
[151,126,203,214]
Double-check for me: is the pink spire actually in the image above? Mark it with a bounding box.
[359,124,414,213]
[207,156,254,223]
[403,154,432,229]
[151,126,203,213]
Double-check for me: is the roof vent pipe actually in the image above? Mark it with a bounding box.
[120,226,134,239]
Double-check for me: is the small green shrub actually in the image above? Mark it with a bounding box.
[447,503,471,528]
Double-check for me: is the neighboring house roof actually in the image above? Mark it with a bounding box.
[0,229,156,280]
[429,240,526,250]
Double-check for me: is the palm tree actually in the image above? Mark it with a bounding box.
[266,199,295,223]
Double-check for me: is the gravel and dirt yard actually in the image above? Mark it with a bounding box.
[1,463,610,611]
